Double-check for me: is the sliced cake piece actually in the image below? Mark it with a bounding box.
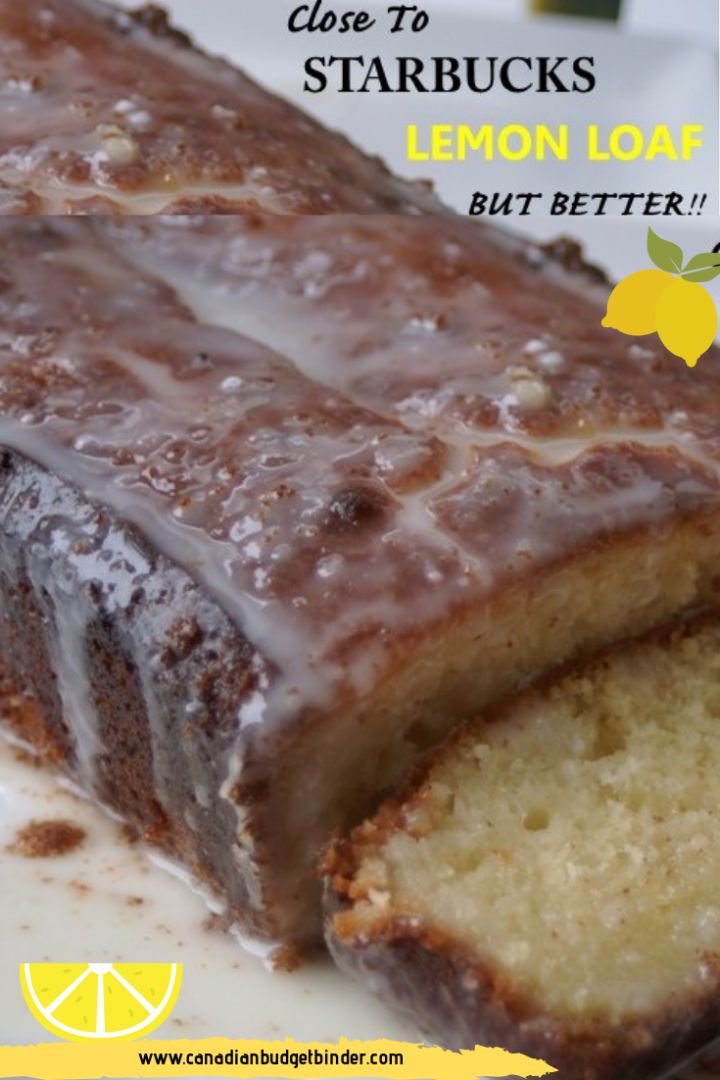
[324,617,720,1079]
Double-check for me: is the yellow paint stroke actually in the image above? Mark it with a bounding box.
[0,1037,555,1079]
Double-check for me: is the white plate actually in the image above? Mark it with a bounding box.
[0,743,420,1047]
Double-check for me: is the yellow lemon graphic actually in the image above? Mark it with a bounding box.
[601,269,674,336]
[19,962,182,1042]
[656,277,719,368]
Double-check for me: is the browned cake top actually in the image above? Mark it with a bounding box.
[1,217,720,739]
[0,0,438,215]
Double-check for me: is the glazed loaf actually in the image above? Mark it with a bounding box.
[3,216,720,949]
[0,0,439,215]
[324,617,720,1080]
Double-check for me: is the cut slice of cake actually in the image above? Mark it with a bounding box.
[324,616,720,1078]
[0,0,441,215]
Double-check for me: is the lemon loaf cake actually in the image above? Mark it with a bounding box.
[324,616,720,1078]
[0,0,440,215]
[3,215,720,949]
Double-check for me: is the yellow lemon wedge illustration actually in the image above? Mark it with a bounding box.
[19,962,182,1042]
[656,277,719,368]
[601,269,674,336]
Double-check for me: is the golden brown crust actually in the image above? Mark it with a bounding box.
[0,0,441,215]
[324,889,720,1080]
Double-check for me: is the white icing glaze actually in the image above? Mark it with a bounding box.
[27,556,100,788]
[124,224,720,482]
[3,218,720,761]
[3,216,720,954]
[0,178,290,216]
[0,0,441,216]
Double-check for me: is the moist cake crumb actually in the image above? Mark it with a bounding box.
[68,879,91,895]
[8,819,86,858]
[324,615,720,1078]
[202,911,229,935]
[272,942,304,973]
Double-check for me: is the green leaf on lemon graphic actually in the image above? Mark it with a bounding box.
[602,228,719,368]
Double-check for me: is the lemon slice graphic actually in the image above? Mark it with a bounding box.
[19,962,182,1042]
